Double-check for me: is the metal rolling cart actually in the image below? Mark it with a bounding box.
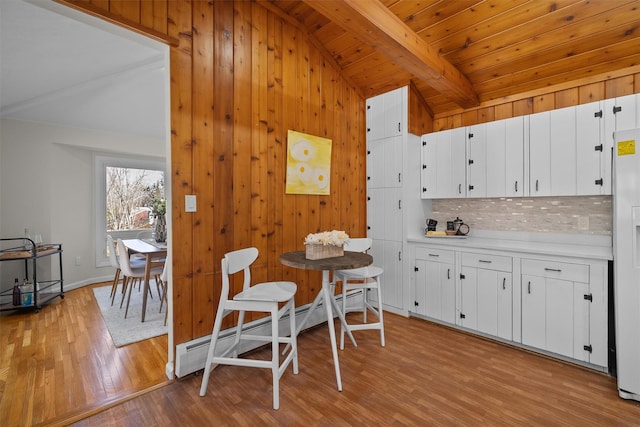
[0,238,64,312]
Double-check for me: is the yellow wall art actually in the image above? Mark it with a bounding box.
[286,130,332,195]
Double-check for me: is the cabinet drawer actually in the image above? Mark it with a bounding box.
[415,247,454,264]
[521,259,589,282]
[461,252,512,272]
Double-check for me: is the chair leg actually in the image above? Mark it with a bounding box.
[376,277,385,347]
[199,303,226,397]
[119,276,130,309]
[110,268,121,306]
[340,276,348,350]
[289,300,299,374]
[124,277,135,318]
[232,310,246,358]
[271,306,280,410]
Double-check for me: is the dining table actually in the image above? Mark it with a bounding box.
[122,238,167,322]
[280,250,372,391]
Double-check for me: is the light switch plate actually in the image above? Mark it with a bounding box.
[185,195,197,212]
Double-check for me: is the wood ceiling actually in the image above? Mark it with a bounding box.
[261,0,640,117]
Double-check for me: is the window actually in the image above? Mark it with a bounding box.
[95,155,165,267]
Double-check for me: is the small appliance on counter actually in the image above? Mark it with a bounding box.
[425,217,470,237]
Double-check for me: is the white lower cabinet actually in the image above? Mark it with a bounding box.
[414,247,456,324]
[411,243,608,369]
[521,258,603,365]
[459,252,513,340]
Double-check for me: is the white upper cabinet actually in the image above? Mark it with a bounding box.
[466,124,487,198]
[529,111,552,196]
[366,90,403,141]
[420,93,638,199]
[549,106,577,196]
[420,134,438,198]
[530,106,577,196]
[576,101,608,195]
[421,128,466,199]
[485,116,525,198]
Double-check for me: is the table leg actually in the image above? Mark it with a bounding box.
[141,254,151,322]
[321,270,342,391]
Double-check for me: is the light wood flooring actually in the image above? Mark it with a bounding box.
[2,283,640,426]
[0,283,168,427]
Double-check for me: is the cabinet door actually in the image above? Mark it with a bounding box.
[366,93,385,141]
[383,89,403,138]
[435,131,452,198]
[476,268,498,335]
[424,260,443,319]
[505,117,525,197]
[383,188,403,241]
[466,124,487,198]
[522,275,546,349]
[383,135,402,188]
[497,273,513,340]
[529,111,551,196]
[576,101,604,195]
[414,249,455,324]
[420,135,438,199]
[414,258,428,316]
[366,188,384,240]
[367,139,384,188]
[549,106,577,196]
[450,128,467,198]
[380,240,403,310]
[366,89,403,141]
[485,120,507,198]
[545,278,575,358]
[460,267,478,330]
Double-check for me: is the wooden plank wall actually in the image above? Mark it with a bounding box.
[62,0,639,348]
[64,0,367,345]
[432,73,640,130]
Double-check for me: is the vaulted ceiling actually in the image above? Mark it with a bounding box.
[261,0,640,116]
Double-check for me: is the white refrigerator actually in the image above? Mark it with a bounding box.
[613,128,640,401]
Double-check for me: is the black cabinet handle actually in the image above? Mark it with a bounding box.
[447,268,450,280]
[535,179,539,192]
[527,281,531,294]
[459,183,462,194]
[503,277,506,290]
[515,181,518,193]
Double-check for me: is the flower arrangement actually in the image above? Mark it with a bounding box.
[304,230,349,247]
[150,198,166,217]
[304,230,349,260]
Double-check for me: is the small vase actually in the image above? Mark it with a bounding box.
[154,215,167,243]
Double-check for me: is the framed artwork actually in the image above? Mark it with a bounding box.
[285,130,332,195]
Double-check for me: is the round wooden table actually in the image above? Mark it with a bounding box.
[280,250,372,391]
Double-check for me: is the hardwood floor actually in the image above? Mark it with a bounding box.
[0,283,168,427]
[82,315,639,425]
[2,284,640,426]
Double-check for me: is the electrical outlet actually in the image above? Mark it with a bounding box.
[75,256,81,266]
[577,216,589,230]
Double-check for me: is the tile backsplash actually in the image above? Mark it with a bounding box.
[431,196,612,235]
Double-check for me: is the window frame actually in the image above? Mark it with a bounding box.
[94,154,165,267]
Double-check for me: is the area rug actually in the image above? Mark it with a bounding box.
[92,284,168,347]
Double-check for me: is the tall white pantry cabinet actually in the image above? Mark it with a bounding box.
[365,87,411,314]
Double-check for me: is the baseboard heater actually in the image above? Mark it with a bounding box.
[175,291,362,378]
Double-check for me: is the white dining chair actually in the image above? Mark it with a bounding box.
[334,237,385,350]
[116,239,164,319]
[106,234,145,306]
[199,247,298,410]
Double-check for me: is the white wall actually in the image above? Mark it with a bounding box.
[0,118,164,290]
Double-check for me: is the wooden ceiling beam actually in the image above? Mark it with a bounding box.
[302,0,479,109]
